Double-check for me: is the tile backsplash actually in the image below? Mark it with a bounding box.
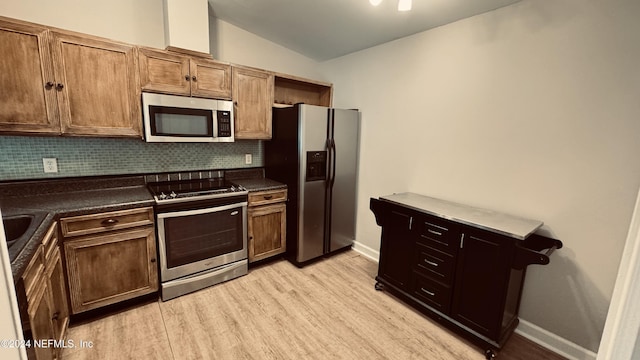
[0,136,263,181]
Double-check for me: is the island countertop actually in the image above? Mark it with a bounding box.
[379,192,543,240]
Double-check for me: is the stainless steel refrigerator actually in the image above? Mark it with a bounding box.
[265,104,360,266]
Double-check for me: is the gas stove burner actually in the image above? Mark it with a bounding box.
[147,177,247,204]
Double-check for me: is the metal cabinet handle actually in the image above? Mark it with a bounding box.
[460,233,465,248]
[101,218,118,226]
[427,229,442,236]
[421,288,435,296]
[45,81,55,88]
[55,83,64,90]
[185,75,190,81]
[263,195,273,200]
[192,76,197,81]
[51,312,60,321]
[424,259,438,267]
[150,258,156,263]
[409,216,413,230]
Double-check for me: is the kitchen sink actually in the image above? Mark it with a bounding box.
[3,214,34,246]
[3,213,46,261]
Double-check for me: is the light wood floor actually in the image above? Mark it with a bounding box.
[62,251,566,360]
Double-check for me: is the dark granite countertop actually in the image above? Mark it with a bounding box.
[1,169,285,284]
[1,176,154,283]
[225,168,287,192]
[234,178,287,192]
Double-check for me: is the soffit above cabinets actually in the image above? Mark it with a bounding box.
[207,0,522,61]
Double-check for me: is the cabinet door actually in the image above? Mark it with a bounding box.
[46,248,69,350]
[64,227,158,314]
[232,66,274,139]
[50,31,141,137]
[451,229,512,338]
[191,58,231,99]
[378,209,414,290]
[248,203,286,263]
[138,47,191,95]
[0,18,59,134]
[28,278,56,360]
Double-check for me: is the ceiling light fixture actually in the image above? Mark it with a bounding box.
[397,0,412,11]
[369,0,412,11]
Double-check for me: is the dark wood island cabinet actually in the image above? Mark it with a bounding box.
[370,193,562,359]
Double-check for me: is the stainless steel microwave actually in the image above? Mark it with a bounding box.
[142,92,234,143]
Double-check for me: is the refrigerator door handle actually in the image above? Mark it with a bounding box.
[330,139,337,187]
[325,138,333,188]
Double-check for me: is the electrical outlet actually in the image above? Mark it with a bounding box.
[43,158,58,173]
[245,154,252,165]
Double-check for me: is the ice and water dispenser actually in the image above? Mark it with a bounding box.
[306,151,327,181]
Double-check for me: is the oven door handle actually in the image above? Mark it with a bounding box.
[157,201,248,219]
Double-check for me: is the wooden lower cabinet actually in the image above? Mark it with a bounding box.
[21,222,69,360]
[61,207,158,314]
[247,189,287,263]
[28,276,56,360]
[64,227,157,314]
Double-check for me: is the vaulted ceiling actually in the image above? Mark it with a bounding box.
[207,0,522,61]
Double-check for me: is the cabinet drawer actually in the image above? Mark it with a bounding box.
[60,207,154,238]
[42,222,58,261]
[416,215,459,255]
[248,189,287,206]
[414,243,456,285]
[411,272,451,314]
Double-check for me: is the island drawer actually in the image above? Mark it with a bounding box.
[413,242,456,285]
[416,215,459,255]
[411,272,451,314]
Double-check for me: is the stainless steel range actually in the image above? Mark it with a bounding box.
[146,171,248,301]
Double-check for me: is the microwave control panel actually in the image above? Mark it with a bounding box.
[217,111,232,137]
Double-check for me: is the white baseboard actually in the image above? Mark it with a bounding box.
[351,241,379,262]
[516,319,597,360]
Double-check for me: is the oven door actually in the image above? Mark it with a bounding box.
[156,201,247,282]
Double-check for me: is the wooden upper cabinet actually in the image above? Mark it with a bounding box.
[50,31,141,137]
[190,58,232,99]
[0,17,60,134]
[139,47,231,99]
[139,47,191,95]
[232,66,274,139]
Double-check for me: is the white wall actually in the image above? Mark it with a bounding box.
[208,16,324,81]
[321,0,640,353]
[0,0,164,48]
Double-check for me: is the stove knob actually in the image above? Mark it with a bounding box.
[230,185,237,192]
[238,185,246,191]
[170,191,178,198]
[158,193,167,200]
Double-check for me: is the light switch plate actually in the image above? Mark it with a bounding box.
[43,158,58,173]
[245,154,252,165]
